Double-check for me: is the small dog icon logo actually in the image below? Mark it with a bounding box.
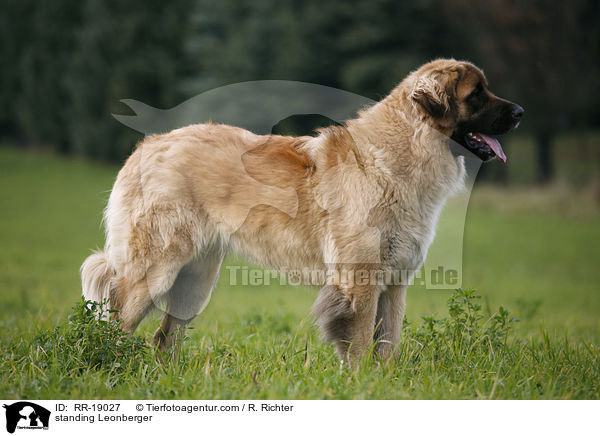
[3,402,50,433]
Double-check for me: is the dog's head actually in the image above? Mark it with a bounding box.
[409,59,523,163]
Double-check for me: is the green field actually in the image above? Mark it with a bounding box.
[0,145,599,399]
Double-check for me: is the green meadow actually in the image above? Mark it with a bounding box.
[0,141,598,399]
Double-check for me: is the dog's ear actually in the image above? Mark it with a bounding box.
[411,70,458,128]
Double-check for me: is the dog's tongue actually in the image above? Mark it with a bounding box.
[478,133,507,163]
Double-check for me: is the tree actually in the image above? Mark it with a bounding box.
[185,0,471,134]
[0,0,195,160]
[0,0,83,149]
[64,0,195,160]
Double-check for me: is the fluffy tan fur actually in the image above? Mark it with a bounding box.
[82,59,491,360]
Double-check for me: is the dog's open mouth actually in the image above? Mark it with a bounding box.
[464,132,507,163]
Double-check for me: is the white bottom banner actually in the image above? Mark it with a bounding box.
[0,400,595,435]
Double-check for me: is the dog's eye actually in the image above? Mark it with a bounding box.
[468,82,484,99]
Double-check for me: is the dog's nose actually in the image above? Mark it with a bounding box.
[511,105,524,121]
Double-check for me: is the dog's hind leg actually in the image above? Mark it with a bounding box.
[152,243,226,353]
[108,202,207,335]
[113,256,189,334]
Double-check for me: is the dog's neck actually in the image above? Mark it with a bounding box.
[331,94,465,237]
[345,89,463,187]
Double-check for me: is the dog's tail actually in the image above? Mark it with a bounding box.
[81,250,115,312]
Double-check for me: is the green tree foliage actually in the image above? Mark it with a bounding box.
[1,0,193,160]
[0,0,82,149]
[64,0,195,160]
[185,0,473,135]
[186,0,470,98]
[1,0,598,175]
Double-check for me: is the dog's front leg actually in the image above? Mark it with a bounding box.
[313,280,381,362]
[374,284,407,361]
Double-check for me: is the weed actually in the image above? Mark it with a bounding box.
[3,299,150,391]
[1,289,597,399]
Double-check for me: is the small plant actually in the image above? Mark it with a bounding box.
[33,298,150,374]
[485,305,520,347]
[405,288,520,361]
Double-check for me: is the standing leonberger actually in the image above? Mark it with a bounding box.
[82,59,523,361]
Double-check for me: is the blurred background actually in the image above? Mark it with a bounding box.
[0,0,599,341]
[1,0,599,184]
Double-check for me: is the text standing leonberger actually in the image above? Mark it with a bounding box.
[82,59,523,361]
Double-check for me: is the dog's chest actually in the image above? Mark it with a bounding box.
[379,156,465,271]
[380,222,434,273]
[378,192,450,272]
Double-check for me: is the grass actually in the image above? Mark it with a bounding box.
[0,142,599,399]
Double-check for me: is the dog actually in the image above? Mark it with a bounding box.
[81,59,523,361]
